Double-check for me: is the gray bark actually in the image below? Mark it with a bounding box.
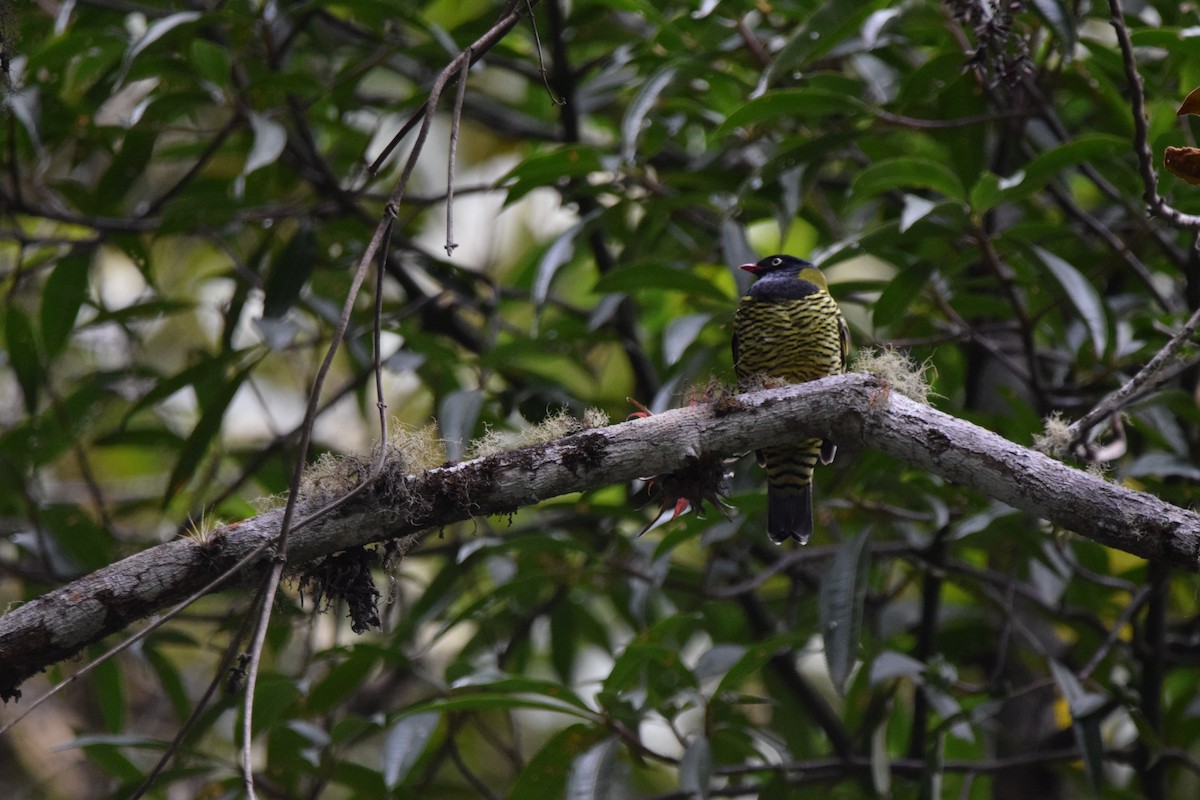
[1,372,1197,700]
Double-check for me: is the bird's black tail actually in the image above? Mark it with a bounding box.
[767,483,813,545]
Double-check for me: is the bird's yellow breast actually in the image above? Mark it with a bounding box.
[734,292,845,385]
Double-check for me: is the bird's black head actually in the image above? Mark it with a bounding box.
[739,254,814,276]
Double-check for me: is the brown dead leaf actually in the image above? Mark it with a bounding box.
[1178,86,1200,116]
[1164,146,1200,185]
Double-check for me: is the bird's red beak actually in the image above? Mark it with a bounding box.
[739,263,761,274]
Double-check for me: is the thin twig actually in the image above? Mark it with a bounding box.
[130,604,259,799]
[1138,560,1168,799]
[1079,584,1150,680]
[366,1,531,178]
[972,224,1047,405]
[1062,305,1200,452]
[526,0,562,104]
[1039,173,1175,312]
[445,53,471,256]
[373,220,393,444]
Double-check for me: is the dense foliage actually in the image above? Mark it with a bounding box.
[4,0,1200,797]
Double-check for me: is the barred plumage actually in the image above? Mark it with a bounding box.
[733,254,849,544]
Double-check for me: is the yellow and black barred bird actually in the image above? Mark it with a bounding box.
[733,254,849,544]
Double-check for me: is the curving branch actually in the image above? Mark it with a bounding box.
[2,373,1199,702]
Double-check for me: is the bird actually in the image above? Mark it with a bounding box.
[732,254,849,544]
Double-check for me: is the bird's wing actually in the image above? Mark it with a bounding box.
[838,314,851,372]
[731,326,741,377]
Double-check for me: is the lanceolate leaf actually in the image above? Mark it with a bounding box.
[873,263,933,329]
[715,89,867,137]
[820,530,872,694]
[622,66,676,164]
[1033,246,1108,358]
[567,737,620,800]
[512,724,609,800]
[163,361,256,506]
[261,225,318,319]
[245,112,288,176]
[850,158,965,204]
[40,252,91,360]
[4,306,42,414]
[382,712,440,789]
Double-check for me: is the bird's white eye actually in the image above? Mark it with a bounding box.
[771,257,782,266]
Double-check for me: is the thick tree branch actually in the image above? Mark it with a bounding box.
[3,373,1199,701]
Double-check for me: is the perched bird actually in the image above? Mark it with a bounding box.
[733,254,849,544]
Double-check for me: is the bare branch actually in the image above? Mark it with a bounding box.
[3,373,1200,706]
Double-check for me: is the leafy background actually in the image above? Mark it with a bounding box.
[3,0,1200,797]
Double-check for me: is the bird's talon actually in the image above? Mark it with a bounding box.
[626,397,654,420]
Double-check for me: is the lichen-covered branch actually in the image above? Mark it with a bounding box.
[2,373,1198,701]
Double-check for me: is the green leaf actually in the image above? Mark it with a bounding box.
[662,313,711,366]
[163,361,255,506]
[512,724,609,800]
[765,3,881,85]
[550,596,580,682]
[1032,247,1108,358]
[967,171,1003,215]
[622,66,676,163]
[715,89,867,137]
[851,158,965,204]
[899,194,939,232]
[1048,660,1107,719]
[307,650,381,715]
[261,225,317,319]
[119,352,240,428]
[5,306,42,413]
[566,737,620,800]
[40,252,91,360]
[403,693,593,719]
[872,263,933,329]
[189,39,230,86]
[819,530,871,695]
[593,264,730,302]
[534,211,600,314]
[382,712,440,789]
[714,635,797,695]
[96,130,159,213]
[438,388,483,462]
[1049,661,1107,790]
[142,641,192,720]
[44,504,113,572]
[72,740,144,782]
[1031,0,1077,55]
[500,146,606,204]
[448,672,592,711]
[970,135,1127,212]
[250,675,300,738]
[85,299,195,329]
[1074,714,1107,792]
[245,111,288,176]
[332,762,387,799]
[92,656,126,733]
[123,11,202,76]
[918,732,944,800]
[868,650,926,684]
